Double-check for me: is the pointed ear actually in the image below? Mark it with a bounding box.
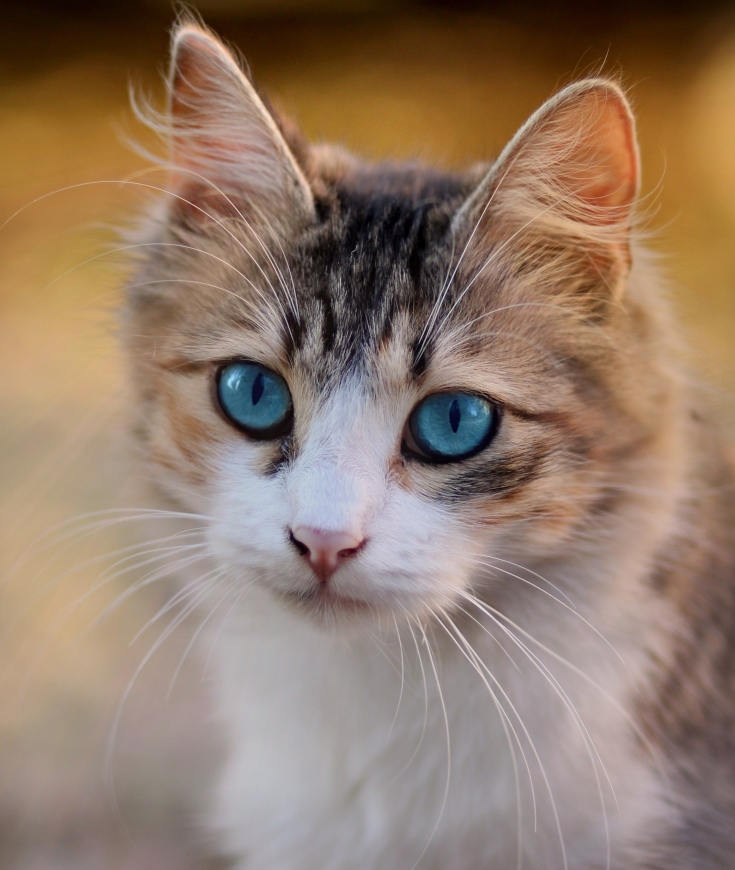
[454,79,640,295]
[166,24,315,234]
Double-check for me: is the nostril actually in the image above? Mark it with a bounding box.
[288,529,309,557]
[288,526,366,582]
[337,543,363,560]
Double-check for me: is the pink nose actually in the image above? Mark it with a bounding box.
[289,526,365,583]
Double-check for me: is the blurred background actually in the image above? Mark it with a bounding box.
[2,0,735,867]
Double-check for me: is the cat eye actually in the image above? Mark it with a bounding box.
[405,392,497,463]
[217,361,293,439]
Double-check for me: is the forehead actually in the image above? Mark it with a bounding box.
[284,174,467,385]
[148,163,561,409]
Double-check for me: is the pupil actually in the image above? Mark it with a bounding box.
[449,399,461,433]
[251,371,265,406]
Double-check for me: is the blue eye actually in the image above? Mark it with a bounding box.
[217,362,293,439]
[407,392,497,462]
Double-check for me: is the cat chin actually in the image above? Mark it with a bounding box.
[275,584,387,630]
[266,581,426,633]
[270,581,458,635]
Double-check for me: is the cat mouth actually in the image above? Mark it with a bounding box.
[282,584,374,617]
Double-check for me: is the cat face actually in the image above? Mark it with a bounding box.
[125,25,665,630]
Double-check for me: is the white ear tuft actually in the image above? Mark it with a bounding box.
[167,24,314,232]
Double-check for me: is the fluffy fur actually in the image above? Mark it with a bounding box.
[122,21,735,869]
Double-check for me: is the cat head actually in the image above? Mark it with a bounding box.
[124,23,673,630]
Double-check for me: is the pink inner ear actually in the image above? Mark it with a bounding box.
[164,26,314,229]
[167,27,282,198]
[168,36,242,186]
[550,89,639,225]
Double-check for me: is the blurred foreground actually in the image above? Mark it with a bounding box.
[2,3,735,867]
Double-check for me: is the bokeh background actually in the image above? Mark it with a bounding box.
[2,1,735,867]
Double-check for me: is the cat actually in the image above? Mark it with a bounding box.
[122,19,735,870]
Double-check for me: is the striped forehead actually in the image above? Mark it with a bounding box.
[283,191,456,387]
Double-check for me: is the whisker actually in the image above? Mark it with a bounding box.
[61,537,206,612]
[406,615,452,870]
[432,606,525,870]
[434,602,553,834]
[417,157,518,357]
[388,611,430,784]
[104,569,225,830]
[450,584,615,863]
[387,612,406,741]
[43,240,284,328]
[0,403,119,552]
[466,551,576,608]
[0,175,298,331]
[4,507,213,585]
[457,582,671,799]
[127,563,221,644]
[6,530,206,632]
[466,555,626,667]
[84,548,212,630]
[8,546,213,706]
[131,164,300,319]
[166,573,235,699]
[202,577,259,678]
[436,196,572,339]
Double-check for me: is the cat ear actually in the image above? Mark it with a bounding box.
[454,79,640,295]
[166,24,315,233]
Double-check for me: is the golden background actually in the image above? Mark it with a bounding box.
[1,2,735,866]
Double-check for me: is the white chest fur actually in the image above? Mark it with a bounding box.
[207,586,668,870]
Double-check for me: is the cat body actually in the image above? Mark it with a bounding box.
[123,22,735,869]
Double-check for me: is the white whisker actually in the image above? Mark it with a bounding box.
[449,584,614,865]
[0,175,299,328]
[387,612,406,741]
[166,573,235,698]
[464,552,627,668]
[431,606,526,870]
[406,616,452,870]
[389,611,430,784]
[202,578,259,678]
[104,569,224,828]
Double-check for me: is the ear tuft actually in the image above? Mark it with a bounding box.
[166,24,314,233]
[534,81,639,222]
[485,79,640,228]
[452,79,640,305]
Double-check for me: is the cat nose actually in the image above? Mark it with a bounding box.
[289,526,365,583]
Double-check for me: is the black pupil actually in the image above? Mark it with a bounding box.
[251,371,265,406]
[449,398,461,433]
